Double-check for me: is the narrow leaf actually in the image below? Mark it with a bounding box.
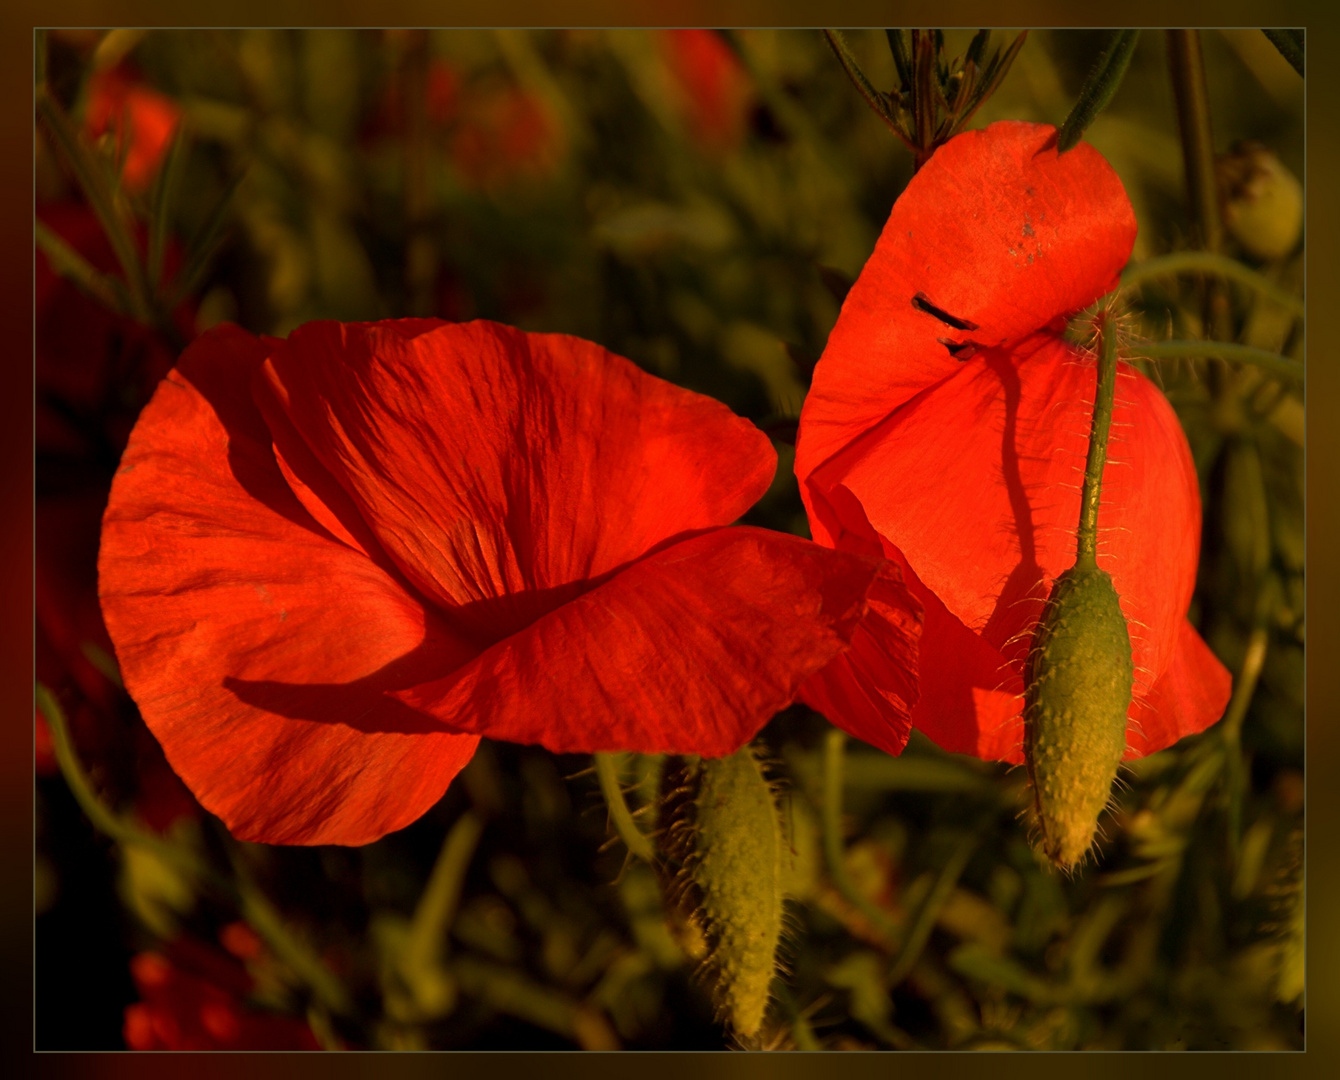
[165,165,247,309]
[824,30,906,141]
[1262,29,1304,77]
[148,123,190,291]
[1056,29,1141,153]
[885,29,912,87]
[35,219,133,316]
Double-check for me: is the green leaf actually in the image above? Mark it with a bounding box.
[35,219,133,316]
[165,165,247,309]
[148,123,190,291]
[1056,29,1141,153]
[1262,29,1303,77]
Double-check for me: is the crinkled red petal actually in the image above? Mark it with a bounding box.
[394,527,910,758]
[100,326,480,846]
[808,337,1201,714]
[797,121,1137,537]
[259,319,777,645]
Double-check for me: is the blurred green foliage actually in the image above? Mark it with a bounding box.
[36,28,1302,1050]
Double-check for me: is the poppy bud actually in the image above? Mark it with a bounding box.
[1218,141,1303,261]
[659,747,785,1040]
[1023,565,1133,870]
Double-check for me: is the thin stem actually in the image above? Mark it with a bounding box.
[821,729,901,946]
[594,752,655,863]
[912,30,937,169]
[1138,340,1303,384]
[887,831,977,989]
[405,810,485,967]
[1076,315,1119,568]
[39,684,353,1017]
[1167,30,1230,345]
[1121,251,1304,320]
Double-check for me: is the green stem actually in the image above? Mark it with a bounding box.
[1121,251,1305,320]
[821,730,902,946]
[404,811,484,967]
[1076,316,1119,568]
[1167,29,1230,346]
[1138,340,1303,384]
[912,29,937,169]
[594,752,655,863]
[887,832,977,989]
[1056,30,1141,152]
[38,683,352,1017]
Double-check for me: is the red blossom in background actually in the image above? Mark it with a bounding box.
[450,86,564,189]
[84,65,181,193]
[100,319,920,846]
[659,29,752,153]
[796,122,1231,763]
[123,936,321,1050]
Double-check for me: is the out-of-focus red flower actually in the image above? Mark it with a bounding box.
[450,87,563,189]
[123,938,321,1051]
[659,29,752,153]
[100,319,919,845]
[84,65,181,192]
[37,203,192,459]
[796,122,1230,763]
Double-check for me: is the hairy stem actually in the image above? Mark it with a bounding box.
[595,752,655,863]
[1076,315,1119,568]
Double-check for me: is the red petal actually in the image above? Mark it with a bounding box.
[100,326,480,845]
[393,527,907,757]
[807,338,1200,705]
[800,563,923,757]
[259,319,776,644]
[797,121,1136,532]
[1125,620,1232,758]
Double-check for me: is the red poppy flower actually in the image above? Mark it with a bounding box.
[795,121,1231,763]
[659,29,752,153]
[100,319,919,845]
[124,939,321,1050]
[450,87,563,189]
[84,65,181,193]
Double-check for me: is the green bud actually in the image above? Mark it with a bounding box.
[658,747,785,1040]
[1024,565,1133,871]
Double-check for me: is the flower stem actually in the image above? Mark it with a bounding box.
[1121,251,1305,320]
[1167,29,1230,346]
[821,730,901,946]
[887,831,977,989]
[405,810,485,968]
[594,752,655,863]
[1076,314,1119,569]
[1138,340,1302,384]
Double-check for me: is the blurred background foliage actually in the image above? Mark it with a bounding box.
[35,27,1302,1050]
